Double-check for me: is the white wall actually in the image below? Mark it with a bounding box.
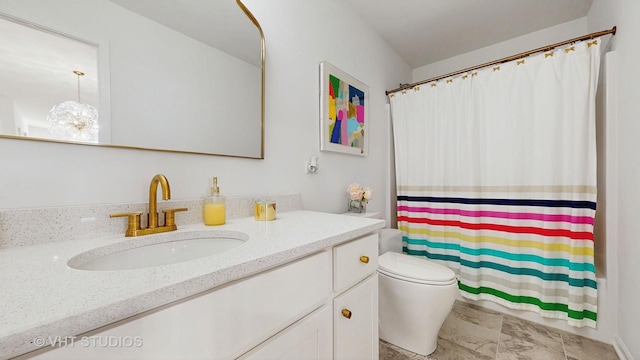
[0,95,13,134]
[588,1,640,359]
[0,0,411,229]
[412,18,587,82]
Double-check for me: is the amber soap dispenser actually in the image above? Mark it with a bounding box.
[203,177,226,226]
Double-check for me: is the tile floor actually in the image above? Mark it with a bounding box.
[380,301,619,360]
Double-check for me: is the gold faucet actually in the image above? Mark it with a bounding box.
[148,174,170,228]
[111,174,188,236]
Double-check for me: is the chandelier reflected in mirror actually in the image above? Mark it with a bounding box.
[47,70,99,143]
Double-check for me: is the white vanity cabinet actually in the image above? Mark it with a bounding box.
[19,232,379,360]
[243,233,380,360]
[332,233,379,360]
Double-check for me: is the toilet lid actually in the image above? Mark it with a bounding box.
[378,252,456,284]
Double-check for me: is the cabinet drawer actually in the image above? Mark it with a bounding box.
[333,233,378,293]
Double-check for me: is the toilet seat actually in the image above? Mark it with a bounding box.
[378,252,457,285]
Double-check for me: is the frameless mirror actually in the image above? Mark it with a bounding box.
[0,0,264,158]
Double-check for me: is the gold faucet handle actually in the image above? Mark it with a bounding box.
[110,212,143,237]
[162,207,188,227]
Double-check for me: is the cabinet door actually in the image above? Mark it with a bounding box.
[334,274,378,360]
[239,306,332,360]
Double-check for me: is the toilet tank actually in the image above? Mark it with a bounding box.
[341,212,402,255]
[379,228,403,255]
[342,211,382,220]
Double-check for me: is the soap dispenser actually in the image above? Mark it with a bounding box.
[203,177,226,226]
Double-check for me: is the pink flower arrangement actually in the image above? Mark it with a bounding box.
[347,183,373,202]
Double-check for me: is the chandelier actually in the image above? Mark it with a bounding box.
[47,70,99,143]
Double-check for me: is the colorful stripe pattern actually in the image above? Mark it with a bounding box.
[397,190,598,328]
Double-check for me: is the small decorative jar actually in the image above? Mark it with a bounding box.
[255,200,276,221]
[348,199,367,213]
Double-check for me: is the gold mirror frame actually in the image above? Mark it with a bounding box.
[0,0,265,159]
[237,0,265,159]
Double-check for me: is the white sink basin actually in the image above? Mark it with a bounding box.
[69,230,247,271]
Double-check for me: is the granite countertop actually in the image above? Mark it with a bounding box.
[0,210,385,359]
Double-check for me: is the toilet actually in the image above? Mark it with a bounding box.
[344,212,457,356]
[378,229,458,355]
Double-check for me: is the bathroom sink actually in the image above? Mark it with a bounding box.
[69,230,247,271]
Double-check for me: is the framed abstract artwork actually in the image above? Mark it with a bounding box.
[320,61,369,156]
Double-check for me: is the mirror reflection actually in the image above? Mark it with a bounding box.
[0,0,264,158]
[0,16,100,142]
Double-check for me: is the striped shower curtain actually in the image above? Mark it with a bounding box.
[389,38,601,328]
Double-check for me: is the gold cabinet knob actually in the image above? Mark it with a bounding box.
[341,309,352,319]
[359,255,370,264]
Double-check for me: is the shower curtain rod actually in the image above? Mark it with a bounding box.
[385,26,617,96]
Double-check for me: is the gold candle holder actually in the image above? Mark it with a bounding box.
[255,201,276,221]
